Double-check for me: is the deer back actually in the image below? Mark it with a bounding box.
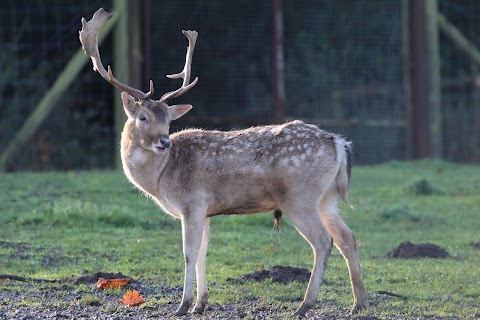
[157,120,346,217]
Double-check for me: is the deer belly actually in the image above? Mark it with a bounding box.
[206,183,278,216]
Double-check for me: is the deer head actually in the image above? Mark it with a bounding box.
[79,8,197,153]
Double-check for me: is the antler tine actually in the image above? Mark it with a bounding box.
[160,30,199,102]
[108,67,154,100]
[80,8,154,100]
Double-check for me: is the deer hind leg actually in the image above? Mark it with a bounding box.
[319,194,367,314]
[193,218,210,314]
[176,210,207,316]
[281,201,333,317]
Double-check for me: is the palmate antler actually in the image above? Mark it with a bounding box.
[160,30,199,102]
[79,8,198,102]
[79,8,153,100]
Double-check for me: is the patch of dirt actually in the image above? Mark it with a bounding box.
[0,241,31,250]
[230,265,311,284]
[385,241,450,259]
[0,241,35,262]
[74,271,136,285]
[0,269,465,319]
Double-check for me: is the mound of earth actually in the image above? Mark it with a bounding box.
[385,241,449,259]
[75,271,136,285]
[232,265,311,284]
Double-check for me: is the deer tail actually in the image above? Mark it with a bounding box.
[334,136,353,207]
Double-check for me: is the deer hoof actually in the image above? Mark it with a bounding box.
[192,293,207,314]
[292,303,311,318]
[193,302,206,314]
[350,301,367,314]
[174,304,190,317]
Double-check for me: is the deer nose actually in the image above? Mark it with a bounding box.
[160,136,171,148]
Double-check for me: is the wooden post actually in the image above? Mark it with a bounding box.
[0,14,117,172]
[437,13,480,162]
[438,12,480,162]
[113,0,131,169]
[408,0,442,159]
[401,0,413,160]
[130,1,142,92]
[130,0,151,92]
[438,13,480,66]
[425,0,442,158]
[272,0,285,122]
[409,0,430,158]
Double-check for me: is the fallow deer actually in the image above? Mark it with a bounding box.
[80,8,367,317]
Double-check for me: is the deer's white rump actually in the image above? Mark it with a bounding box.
[80,8,367,317]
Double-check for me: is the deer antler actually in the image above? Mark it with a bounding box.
[160,30,199,102]
[79,8,154,100]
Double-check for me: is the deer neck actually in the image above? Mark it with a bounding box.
[120,129,169,198]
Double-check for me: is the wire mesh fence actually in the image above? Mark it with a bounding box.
[438,0,480,162]
[0,1,479,171]
[149,0,407,164]
[0,0,115,170]
[283,0,406,163]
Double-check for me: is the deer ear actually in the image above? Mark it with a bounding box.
[169,104,193,120]
[121,92,136,118]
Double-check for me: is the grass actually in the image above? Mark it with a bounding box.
[0,160,479,318]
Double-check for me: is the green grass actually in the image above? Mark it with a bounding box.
[1,160,479,318]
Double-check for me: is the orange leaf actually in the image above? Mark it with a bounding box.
[96,277,130,289]
[1,279,8,284]
[266,245,277,252]
[120,289,145,306]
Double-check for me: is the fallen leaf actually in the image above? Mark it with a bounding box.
[120,289,145,306]
[96,277,130,289]
[255,263,265,269]
[266,245,277,252]
[1,279,8,284]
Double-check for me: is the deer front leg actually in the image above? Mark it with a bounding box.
[193,218,210,314]
[175,211,206,316]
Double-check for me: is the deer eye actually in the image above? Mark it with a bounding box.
[139,115,146,121]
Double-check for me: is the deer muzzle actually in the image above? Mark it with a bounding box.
[152,136,171,154]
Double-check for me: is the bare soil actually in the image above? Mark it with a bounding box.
[0,242,463,319]
[2,259,466,319]
[385,242,450,259]
[0,267,388,320]
[229,265,311,284]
